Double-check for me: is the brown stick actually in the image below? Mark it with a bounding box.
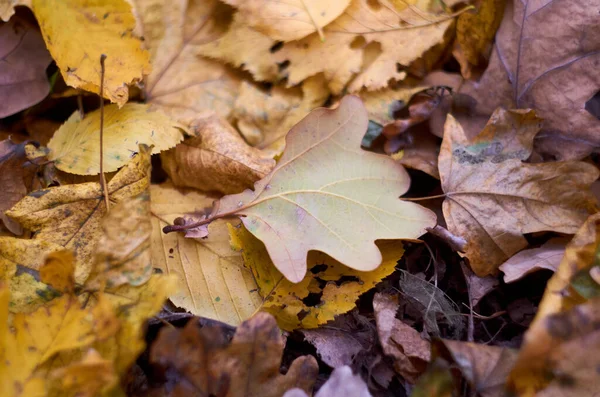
[99,54,109,211]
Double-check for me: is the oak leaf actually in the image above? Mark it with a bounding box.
[161,115,275,194]
[499,237,568,283]
[230,223,403,330]
[148,312,318,397]
[31,0,150,106]
[0,14,52,118]
[223,0,351,42]
[47,104,184,175]
[440,109,598,276]
[210,95,436,282]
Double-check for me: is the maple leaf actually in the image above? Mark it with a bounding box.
[31,0,150,106]
[161,115,275,194]
[499,237,568,283]
[223,0,351,42]
[192,95,435,282]
[439,108,599,276]
[148,312,318,397]
[47,104,184,175]
[230,223,403,330]
[0,14,52,118]
[134,0,242,125]
[198,0,460,94]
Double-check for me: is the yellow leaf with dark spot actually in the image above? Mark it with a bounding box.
[40,250,75,294]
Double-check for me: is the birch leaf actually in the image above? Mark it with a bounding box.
[211,96,436,282]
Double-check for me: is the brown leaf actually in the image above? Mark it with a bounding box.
[440,108,598,276]
[149,312,318,397]
[390,127,440,179]
[499,237,569,283]
[161,115,275,194]
[373,292,430,382]
[284,366,372,397]
[301,327,365,368]
[40,249,75,294]
[0,13,52,118]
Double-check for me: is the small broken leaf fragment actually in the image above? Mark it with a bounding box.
[47,104,184,175]
[31,0,150,106]
[440,109,599,276]
[499,237,568,283]
[283,366,372,397]
[214,96,436,282]
[40,249,75,294]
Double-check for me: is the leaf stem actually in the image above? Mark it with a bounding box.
[99,54,109,211]
[402,193,447,201]
[162,208,242,233]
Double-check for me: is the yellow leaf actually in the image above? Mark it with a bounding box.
[223,0,351,41]
[440,109,599,276]
[47,104,184,175]
[135,0,241,125]
[211,96,435,282]
[86,193,153,290]
[40,250,76,294]
[161,115,274,194]
[31,0,150,106]
[150,183,261,325]
[48,349,117,397]
[360,86,428,127]
[230,223,404,331]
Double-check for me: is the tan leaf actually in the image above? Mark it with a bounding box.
[439,109,598,276]
[31,0,150,106]
[47,104,184,175]
[210,95,435,282]
[148,312,318,397]
[223,0,351,41]
[40,250,76,294]
[373,292,430,382]
[150,183,261,326]
[0,0,30,21]
[283,366,372,397]
[198,0,458,94]
[360,86,428,127]
[161,115,275,194]
[499,237,568,283]
[48,349,117,397]
[134,0,241,125]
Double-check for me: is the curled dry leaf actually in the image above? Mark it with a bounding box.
[135,0,241,125]
[148,312,318,397]
[161,115,275,194]
[47,103,184,175]
[198,0,457,94]
[212,96,435,282]
[284,366,372,397]
[230,223,402,330]
[223,0,351,42]
[373,292,430,382]
[440,109,599,276]
[31,0,150,106]
[40,249,75,294]
[499,237,569,283]
[0,14,52,118]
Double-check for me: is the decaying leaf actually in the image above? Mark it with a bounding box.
[301,327,366,368]
[40,249,75,294]
[440,109,599,276]
[283,366,372,397]
[373,292,430,382]
[149,312,318,397]
[230,222,403,330]
[135,0,241,125]
[6,146,151,284]
[198,0,457,94]
[211,96,435,282]
[390,128,440,179]
[47,104,184,175]
[0,14,52,118]
[499,237,569,283]
[150,182,261,326]
[161,115,275,195]
[31,0,150,106]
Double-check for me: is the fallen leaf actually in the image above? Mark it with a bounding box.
[223,0,351,42]
[439,108,599,276]
[40,249,75,294]
[0,14,52,118]
[452,0,504,79]
[360,86,428,131]
[390,127,440,179]
[210,95,435,282]
[283,366,372,397]
[373,292,430,382]
[47,104,184,175]
[230,223,403,330]
[31,0,150,106]
[6,146,151,284]
[301,328,365,368]
[150,182,261,326]
[198,0,458,94]
[410,359,454,397]
[135,0,241,125]
[148,312,318,397]
[455,0,600,160]
[461,263,498,307]
[48,349,117,397]
[0,0,30,21]
[161,115,275,194]
[499,237,569,283]
[86,193,153,290]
